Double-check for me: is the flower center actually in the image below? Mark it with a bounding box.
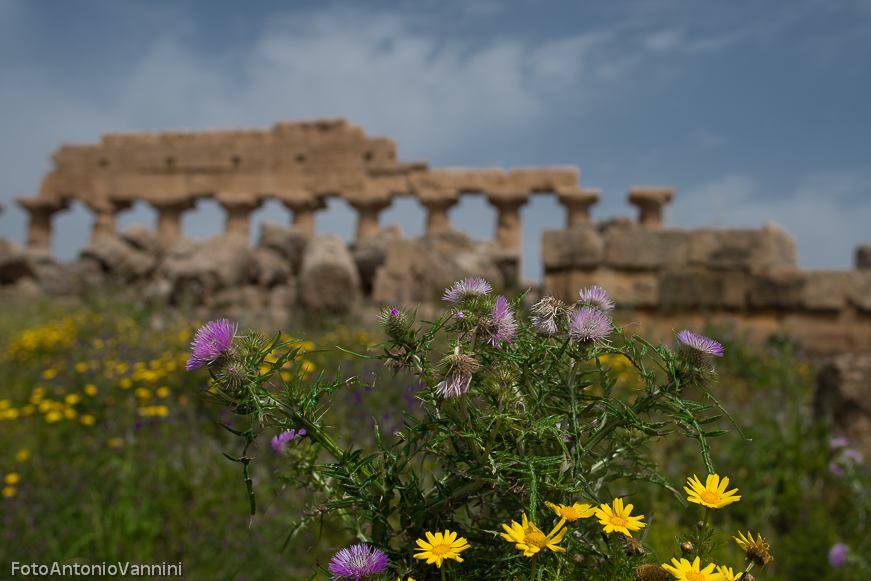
[430,543,450,556]
[686,571,706,581]
[561,507,581,521]
[700,491,721,504]
[609,515,628,527]
[524,531,547,547]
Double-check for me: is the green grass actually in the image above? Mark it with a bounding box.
[0,290,868,580]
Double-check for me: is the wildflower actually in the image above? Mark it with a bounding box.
[108,438,124,449]
[828,543,848,568]
[4,473,20,485]
[2,487,15,498]
[413,529,470,568]
[271,429,306,453]
[684,474,741,509]
[594,498,646,536]
[661,557,725,581]
[186,319,238,371]
[544,501,596,530]
[328,544,389,580]
[442,277,491,304]
[733,531,773,569]
[84,384,98,396]
[567,306,612,345]
[500,513,567,557]
[676,331,724,358]
[530,295,567,336]
[15,449,30,462]
[716,565,738,581]
[479,295,517,347]
[830,437,850,449]
[434,347,479,399]
[578,285,615,314]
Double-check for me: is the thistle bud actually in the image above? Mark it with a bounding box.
[238,331,266,360]
[379,306,416,343]
[680,541,694,554]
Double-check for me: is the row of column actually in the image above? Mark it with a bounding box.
[15,187,673,251]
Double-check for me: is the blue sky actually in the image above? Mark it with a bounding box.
[0,0,869,282]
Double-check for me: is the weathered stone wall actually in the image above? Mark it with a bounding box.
[542,213,871,355]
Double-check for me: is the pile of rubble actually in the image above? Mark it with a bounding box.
[0,223,515,312]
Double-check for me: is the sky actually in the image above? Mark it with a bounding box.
[0,0,869,282]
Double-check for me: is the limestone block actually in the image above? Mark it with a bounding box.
[81,235,157,281]
[604,229,690,270]
[161,234,253,304]
[748,270,806,309]
[801,271,848,311]
[253,248,291,288]
[541,224,603,270]
[814,352,871,461]
[121,224,162,256]
[257,223,309,274]
[658,270,746,309]
[0,236,21,262]
[371,230,504,305]
[849,271,871,312]
[298,234,361,311]
[268,281,298,309]
[210,285,268,310]
[856,242,871,269]
[689,222,797,271]
[351,223,404,294]
[541,268,657,308]
[782,312,852,354]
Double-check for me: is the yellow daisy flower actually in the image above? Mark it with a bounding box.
[684,474,741,509]
[594,498,646,537]
[413,529,470,568]
[733,531,774,569]
[717,565,738,581]
[661,557,726,581]
[500,513,567,557]
[544,501,596,529]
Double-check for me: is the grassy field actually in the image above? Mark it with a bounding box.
[0,289,867,580]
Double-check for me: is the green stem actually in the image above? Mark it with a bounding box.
[530,553,539,581]
[582,418,625,450]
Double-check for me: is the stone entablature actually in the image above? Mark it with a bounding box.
[16,119,586,257]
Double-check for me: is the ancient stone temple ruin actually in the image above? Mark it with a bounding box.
[3,118,871,358]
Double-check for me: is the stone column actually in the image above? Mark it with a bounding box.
[349,199,391,241]
[280,198,326,239]
[558,188,600,226]
[420,197,459,234]
[15,197,69,250]
[216,193,263,238]
[628,187,674,228]
[90,200,132,241]
[486,193,530,251]
[153,199,196,248]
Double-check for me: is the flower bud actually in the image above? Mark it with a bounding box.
[634,564,669,581]
[737,574,755,581]
[379,306,416,344]
[571,553,585,565]
[680,541,693,554]
[622,533,645,556]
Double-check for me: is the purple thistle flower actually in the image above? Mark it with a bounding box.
[271,429,306,454]
[829,543,848,568]
[186,319,238,370]
[843,448,865,464]
[567,306,612,345]
[676,330,724,357]
[482,295,517,347]
[328,544,390,580]
[442,277,492,304]
[829,461,845,476]
[830,437,850,449]
[579,285,615,314]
